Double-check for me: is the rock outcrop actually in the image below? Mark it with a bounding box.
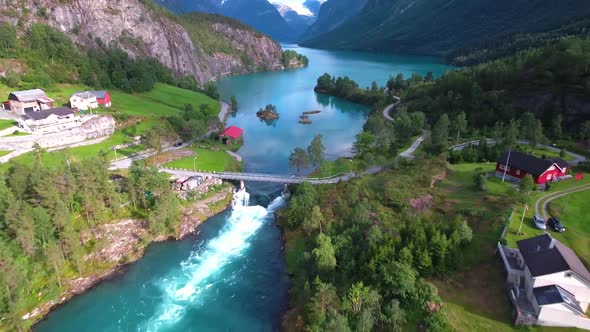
[0,0,291,84]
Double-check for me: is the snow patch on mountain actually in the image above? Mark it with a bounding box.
[272,1,313,17]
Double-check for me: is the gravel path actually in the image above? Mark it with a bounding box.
[535,183,590,220]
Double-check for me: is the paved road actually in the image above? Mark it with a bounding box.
[218,101,230,122]
[400,135,425,158]
[382,96,400,121]
[450,139,587,165]
[535,183,590,220]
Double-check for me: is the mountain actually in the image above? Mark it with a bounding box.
[303,0,325,16]
[300,0,368,42]
[301,0,590,55]
[0,0,292,84]
[156,0,296,42]
[272,1,316,38]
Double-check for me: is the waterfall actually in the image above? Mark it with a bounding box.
[144,188,285,331]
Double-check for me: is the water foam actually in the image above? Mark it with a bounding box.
[144,189,284,331]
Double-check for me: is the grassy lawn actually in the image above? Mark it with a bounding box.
[0,150,11,157]
[515,144,576,162]
[105,83,220,118]
[547,190,590,266]
[2,130,30,137]
[163,148,240,172]
[0,119,16,131]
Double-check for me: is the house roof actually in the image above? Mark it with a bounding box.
[220,126,243,139]
[36,97,55,104]
[9,89,47,102]
[517,234,590,282]
[90,91,108,99]
[496,151,569,176]
[73,91,97,100]
[534,285,584,314]
[21,107,74,121]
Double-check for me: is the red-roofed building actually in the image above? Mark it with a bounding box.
[219,125,243,144]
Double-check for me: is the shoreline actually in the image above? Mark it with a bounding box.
[27,186,235,328]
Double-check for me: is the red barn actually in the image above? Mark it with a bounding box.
[495,151,569,184]
[219,125,243,144]
[90,91,111,107]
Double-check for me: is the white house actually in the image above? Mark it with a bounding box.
[17,107,80,134]
[499,234,590,329]
[70,91,99,111]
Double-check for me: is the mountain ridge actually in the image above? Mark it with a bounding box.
[301,0,590,56]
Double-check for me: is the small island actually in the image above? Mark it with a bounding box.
[299,115,311,124]
[256,104,280,121]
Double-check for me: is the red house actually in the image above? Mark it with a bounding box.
[219,125,243,144]
[495,151,569,184]
[90,91,111,107]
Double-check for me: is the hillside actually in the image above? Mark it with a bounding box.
[0,0,288,84]
[301,0,590,56]
[156,0,296,42]
[300,0,367,42]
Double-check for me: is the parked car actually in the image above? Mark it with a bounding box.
[532,215,546,230]
[547,217,566,232]
[173,140,183,147]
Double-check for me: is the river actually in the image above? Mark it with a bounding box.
[35,46,450,332]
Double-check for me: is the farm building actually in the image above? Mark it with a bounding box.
[16,107,80,134]
[219,126,243,144]
[92,91,112,107]
[70,91,99,111]
[6,89,54,115]
[495,151,569,184]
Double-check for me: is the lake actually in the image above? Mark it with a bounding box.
[35,46,450,332]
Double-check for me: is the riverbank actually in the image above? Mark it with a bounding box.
[25,185,235,328]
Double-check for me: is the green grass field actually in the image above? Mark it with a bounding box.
[515,144,576,162]
[2,130,30,137]
[163,148,240,172]
[0,119,16,131]
[0,150,11,157]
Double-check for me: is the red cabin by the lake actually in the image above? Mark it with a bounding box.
[495,151,569,184]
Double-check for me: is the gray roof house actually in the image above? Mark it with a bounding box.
[498,234,590,329]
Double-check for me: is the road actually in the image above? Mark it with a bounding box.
[400,135,425,158]
[382,96,400,121]
[535,183,590,220]
[450,139,587,165]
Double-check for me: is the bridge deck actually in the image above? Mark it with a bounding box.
[160,168,360,184]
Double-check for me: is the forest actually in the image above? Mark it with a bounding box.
[0,156,179,330]
[281,159,473,331]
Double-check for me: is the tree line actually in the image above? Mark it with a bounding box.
[0,156,179,330]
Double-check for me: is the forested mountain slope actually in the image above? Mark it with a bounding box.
[0,0,288,84]
[300,0,368,42]
[301,0,590,55]
[156,0,296,41]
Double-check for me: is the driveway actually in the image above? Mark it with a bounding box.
[534,183,590,220]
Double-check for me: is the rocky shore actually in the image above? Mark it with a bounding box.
[25,186,234,325]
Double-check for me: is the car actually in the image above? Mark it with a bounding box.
[173,141,183,147]
[532,215,546,230]
[547,217,566,233]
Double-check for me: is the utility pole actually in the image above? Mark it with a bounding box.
[518,202,528,234]
[193,156,198,171]
[502,149,512,183]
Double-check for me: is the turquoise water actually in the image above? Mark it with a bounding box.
[35,46,450,332]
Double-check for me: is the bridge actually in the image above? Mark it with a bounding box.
[160,166,384,185]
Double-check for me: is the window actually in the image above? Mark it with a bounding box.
[547,174,552,180]
[516,170,520,175]
[499,164,510,171]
